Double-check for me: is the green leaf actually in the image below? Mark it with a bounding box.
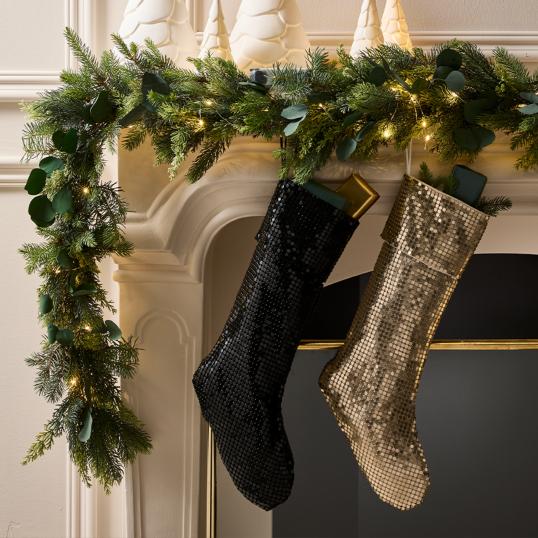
[56,328,74,346]
[105,320,122,341]
[47,324,58,344]
[56,249,74,269]
[29,195,55,227]
[367,65,387,86]
[356,121,375,142]
[39,156,64,175]
[519,92,538,104]
[454,126,495,151]
[445,70,465,92]
[72,283,97,297]
[434,65,453,80]
[411,78,429,94]
[90,91,116,123]
[52,186,73,215]
[342,111,362,128]
[25,169,47,195]
[281,104,308,120]
[52,129,78,154]
[142,72,171,96]
[463,97,498,123]
[436,48,462,69]
[238,81,267,93]
[119,103,146,128]
[336,137,357,161]
[39,294,53,315]
[78,408,93,443]
[519,103,538,115]
[283,120,302,136]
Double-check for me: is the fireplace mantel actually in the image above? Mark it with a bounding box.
[108,136,538,538]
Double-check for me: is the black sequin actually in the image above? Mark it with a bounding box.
[192,179,358,510]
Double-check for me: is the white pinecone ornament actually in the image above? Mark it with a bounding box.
[200,0,232,60]
[118,0,199,68]
[351,0,384,57]
[381,0,413,51]
[230,0,310,71]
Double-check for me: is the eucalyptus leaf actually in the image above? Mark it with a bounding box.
[454,126,495,151]
[519,103,538,115]
[342,111,362,128]
[29,195,55,227]
[72,283,97,297]
[105,320,122,341]
[25,169,47,195]
[142,72,171,96]
[78,408,93,443]
[452,164,487,205]
[47,323,58,344]
[355,121,375,142]
[283,120,302,136]
[119,103,146,128]
[445,70,465,92]
[56,249,74,270]
[39,156,64,175]
[281,104,308,120]
[367,65,387,86]
[56,328,74,346]
[52,186,74,215]
[411,78,429,94]
[336,137,357,161]
[519,92,538,104]
[52,129,78,154]
[90,91,116,123]
[463,97,498,123]
[39,294,53,315]
[436,48,462,69]
[434,65,453,80]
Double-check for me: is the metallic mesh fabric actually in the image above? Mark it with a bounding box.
[319,175,489,510]
[193,179,358,510]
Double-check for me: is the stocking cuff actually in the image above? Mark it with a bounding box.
[381,175,489,277]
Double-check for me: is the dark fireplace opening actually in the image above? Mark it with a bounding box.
[273,254,538,538]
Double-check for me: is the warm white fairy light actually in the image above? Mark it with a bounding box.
[83,324,92,332]
[382,126,393,139]
[82,186,90,195]
[424,134,432,142]
[198,118,205,127]
[204,99,214,106]
[69,377,78,388]
[421,118,428,128]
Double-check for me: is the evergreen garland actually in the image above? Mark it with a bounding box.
[21,28,538,488]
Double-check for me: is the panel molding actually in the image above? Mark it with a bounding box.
[0,0,95,102]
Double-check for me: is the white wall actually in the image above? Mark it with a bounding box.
[2,1,538,538]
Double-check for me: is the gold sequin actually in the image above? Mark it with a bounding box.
[319,175,489,510]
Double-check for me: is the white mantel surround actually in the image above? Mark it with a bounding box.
[113,136,538,538]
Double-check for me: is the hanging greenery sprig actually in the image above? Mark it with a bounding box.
[21,28,538,488]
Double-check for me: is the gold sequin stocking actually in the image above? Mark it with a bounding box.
[319,175,489,510]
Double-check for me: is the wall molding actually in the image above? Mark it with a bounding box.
[0,157,35,188]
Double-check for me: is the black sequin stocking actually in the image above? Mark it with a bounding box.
[192,179,357,510]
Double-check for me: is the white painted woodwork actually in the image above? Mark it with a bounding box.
[2,1,538,537]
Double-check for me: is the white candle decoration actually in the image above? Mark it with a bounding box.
[230,0,310,72]
[118,0,199,68]
[351,0,384,57]
[381,0,413,51]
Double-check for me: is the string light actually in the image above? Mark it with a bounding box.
[69,377,78,388]
[410,95,417,103]
[421,118,428,128]
[82,186,90,195]
[198,118,205,127]
[204,99,214,106]
[382,126,393,139]
[424,134,432,142]
[83,324,92,332]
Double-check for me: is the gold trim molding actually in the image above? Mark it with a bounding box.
[298,339,538,351]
